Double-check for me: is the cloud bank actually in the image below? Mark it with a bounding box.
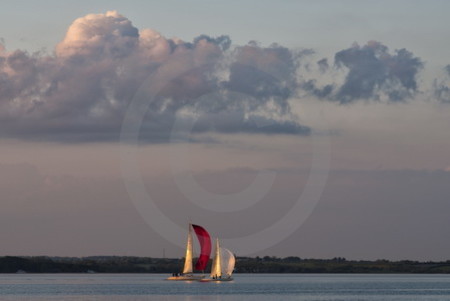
[0,11,444,142]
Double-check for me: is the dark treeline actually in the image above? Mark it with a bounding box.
[1,256,450,273]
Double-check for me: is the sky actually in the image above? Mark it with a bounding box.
[1,1,450,261]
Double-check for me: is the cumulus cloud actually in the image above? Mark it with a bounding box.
[0,11,311,142]
[56,11,139,59]
[0,12,443,142]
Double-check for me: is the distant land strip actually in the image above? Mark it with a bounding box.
[1,256,450,274]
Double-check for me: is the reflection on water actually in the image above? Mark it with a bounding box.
[1,274,450,300]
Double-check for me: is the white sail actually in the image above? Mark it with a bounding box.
[210,238,221,278]
[220,248,235,277]
[182,224,193,274]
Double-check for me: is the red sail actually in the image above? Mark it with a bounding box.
[192,224,212,271]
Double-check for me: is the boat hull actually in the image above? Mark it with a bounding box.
[166,274,205,281]
[199,277,233,282]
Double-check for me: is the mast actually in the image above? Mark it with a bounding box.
[182,224,193,274]
[210,238,222,278]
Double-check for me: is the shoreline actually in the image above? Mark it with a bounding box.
[1,256,450,274]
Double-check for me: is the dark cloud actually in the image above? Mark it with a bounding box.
[0,11,308,143]
[317,58,329,73]
[297,41,424,104]
[333,41,423,103]
[433,83,450,104]
[433,64,450,103]
[301,79,334,98]
[192,35,231,51]
[192,111,310,135]
[224,43,298,109]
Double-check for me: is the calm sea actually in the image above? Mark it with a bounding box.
[0,273,450,300]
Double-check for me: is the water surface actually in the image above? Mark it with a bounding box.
[1,273,450,300]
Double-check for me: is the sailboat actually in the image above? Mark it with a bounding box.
[199,238,235,282]
[166,224,211,281]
